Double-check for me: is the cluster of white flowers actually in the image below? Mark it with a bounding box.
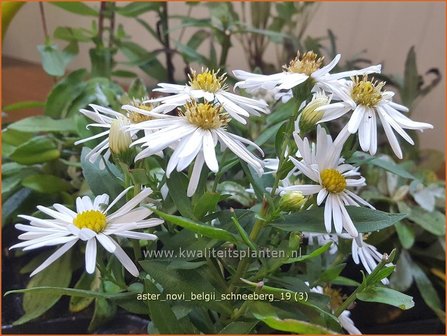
[11,50,433,334]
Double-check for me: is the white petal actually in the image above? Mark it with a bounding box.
[202,131,218,173]
[85,239,97,274]
[187,152,205,197]
[30,239,78,277]
[347,105,365,133]
[324,195,333,233]
[282,184,322,195]
[114,231,158,240]
[108,188,153,220]
[317,189,328,205]
[313,54,341,78]
[96,233,116,253]
[111,240,139,277]
[378,110,403,159]
[332,196,344,234]
[339,203,358,237]
[36,205,72,223]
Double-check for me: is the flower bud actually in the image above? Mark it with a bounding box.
[279,191,306,212]
[298,92,330,134]
[109,118,132,155]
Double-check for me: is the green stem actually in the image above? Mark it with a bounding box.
[219,34,231,68]
[159,2,174,82]
[228,200,268,292]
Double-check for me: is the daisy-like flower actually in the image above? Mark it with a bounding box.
[351,233,391,285]
[316,75,433,159]
[10,188,163,277]
[74,104,128,167]
[76,102,173,167]
[233,51,381,102]
[143,68,269,124]
[280,126,373,237]
[124,101,264,196]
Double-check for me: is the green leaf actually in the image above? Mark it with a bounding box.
[80,147,123,199]
[350,152,415,179]
[153,209,237,243]
[37,44,66,77]
[401,46,419,107]
[45,69,87,118]
[54,26,93,42]
[7,115,76,133]
[410,261,445,321]
[13,252,72,325]
[22,174,72,193]
[395,221,415,249]
[216,181,252,207]
[165,171,195,219]
[2,188,32,225]
[390,250,413,292]
[241,279,339,328]
[319,263,346,283]
[116,2,161,16]
[272,206,406,234]
[10,136,60,165]
[356,287,414,310]
[253,314,337,334]
[5,287,135,300]
[406,208,445,236]
[166,260,208,270]
[64,77,123,117]
[51,2,98,16]
[143,279,194,333]
[255,121,285,147]
[139,260,232,314]
[3,101,45,112]
[69,272,100,313]
[193,192,222,219]
[219,321,258,334]
[284,242,332,264]
[88,298,117,332]
[127,78,148,99]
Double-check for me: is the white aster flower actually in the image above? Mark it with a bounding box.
[233,51,381,102]
[76,102,170,167]
[351,234,391,285]
[75,104,128,167]
[144,68,269,124]
[125,101,264,197]
[317,75,433,159]
[10,188,163,277]
[280,126,373,237]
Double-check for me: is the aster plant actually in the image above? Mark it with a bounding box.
[2,3,444,332]
[5,48,439,334]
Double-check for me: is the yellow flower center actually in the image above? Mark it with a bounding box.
[351,76,385,107]
[320,169,346,193]
[188,69,226,93]
[284,51,324,75]
[182,102,230,130]
[127,99,154,123]
[73,210,107,233]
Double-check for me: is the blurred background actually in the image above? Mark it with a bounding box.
[2,1,445,152]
